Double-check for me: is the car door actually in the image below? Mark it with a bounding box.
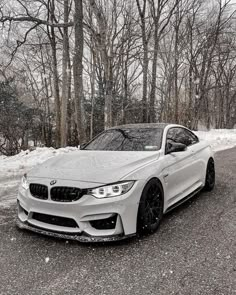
[183,128,206,184]
[162,127,202,206]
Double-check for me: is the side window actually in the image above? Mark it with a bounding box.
[183,129,199,145]
[167,128,198,146]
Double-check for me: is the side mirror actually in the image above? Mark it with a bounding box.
[166,141,187,154]
[79,143,87,150]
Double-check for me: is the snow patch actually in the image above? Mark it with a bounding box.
[195,129,236,152]
[0,147,79,179]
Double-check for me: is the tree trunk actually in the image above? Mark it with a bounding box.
[141,21,149,123]
[60,0,70,147]
[50,0,61,147]
[122,57,129,124]
[73,0,86,144]
[67,57,72,145]
[149,24,159,123]
[136,0,149,123]
[90,49,96,139]
[104,56,113,129]
[174,15,179,124]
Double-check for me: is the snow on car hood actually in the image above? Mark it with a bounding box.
[28,150,160,184]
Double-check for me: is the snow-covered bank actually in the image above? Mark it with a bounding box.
[0,129,236,179]
[195,129,236,152]
[0,147,79,179]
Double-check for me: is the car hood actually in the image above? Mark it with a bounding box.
[28,150,160,185]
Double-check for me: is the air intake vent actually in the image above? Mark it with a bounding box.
[51,186,84,202]
[29,184,48,200]
[32,212,78,228]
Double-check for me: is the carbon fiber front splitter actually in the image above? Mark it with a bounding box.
[16,219,135,243]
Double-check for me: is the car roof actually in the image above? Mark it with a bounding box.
[110,123,171,130]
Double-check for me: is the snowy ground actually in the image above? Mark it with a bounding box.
[0,129,236,208]
[194,129,236,152]
[0,146,78,179]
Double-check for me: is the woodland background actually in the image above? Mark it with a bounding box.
[0,0,236,155]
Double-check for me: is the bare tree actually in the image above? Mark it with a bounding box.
[148,0,179,123]
[73,0,86,143]
[135,0,150,122]
[60,0,70,147]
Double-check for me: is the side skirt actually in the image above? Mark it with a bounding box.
[165,186,203,214]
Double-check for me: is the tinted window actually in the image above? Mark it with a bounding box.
[183,129,199,145]
[84,128,163,151]
[167,128,198,146]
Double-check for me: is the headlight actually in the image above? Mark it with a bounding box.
[89,181,135,199]
[21,174,29,190]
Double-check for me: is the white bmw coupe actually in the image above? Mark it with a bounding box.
[17,124,215,242]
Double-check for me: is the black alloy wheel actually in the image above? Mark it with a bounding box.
[204,158,215,191]
[137,179,164,235]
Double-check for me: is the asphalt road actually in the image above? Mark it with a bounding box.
[0,148,235,295]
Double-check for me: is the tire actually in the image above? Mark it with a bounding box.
[204,158,215,191]
[137,179,164,236]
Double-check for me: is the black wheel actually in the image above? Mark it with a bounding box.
[137,179,164,236]
[204,158,215,191]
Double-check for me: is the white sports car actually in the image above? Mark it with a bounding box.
[17,123,215,242]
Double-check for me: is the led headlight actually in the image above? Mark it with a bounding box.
[21,174,29,190]
[89,181,135,199]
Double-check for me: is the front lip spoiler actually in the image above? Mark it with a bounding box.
[16,219,135,243]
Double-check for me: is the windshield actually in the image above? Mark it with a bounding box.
[83,128,163,151]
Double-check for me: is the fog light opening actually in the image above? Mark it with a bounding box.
[90,214,118,230]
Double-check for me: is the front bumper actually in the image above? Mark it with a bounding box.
[16,219,135,242]
[17,178,144,242]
